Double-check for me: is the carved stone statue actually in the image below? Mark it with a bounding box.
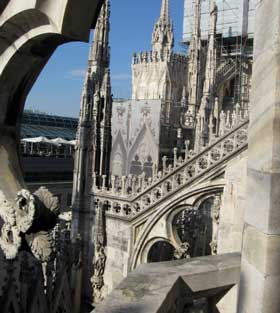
[94,246,106,277]
[181,109,196,129]
[91,245,107,303]
[174,242,191,260]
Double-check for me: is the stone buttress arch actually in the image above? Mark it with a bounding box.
[129,184,224,270]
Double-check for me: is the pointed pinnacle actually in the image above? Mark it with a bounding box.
[160,0,170,22]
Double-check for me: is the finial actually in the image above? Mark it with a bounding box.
[160,0,170,22]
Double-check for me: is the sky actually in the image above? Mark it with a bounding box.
[25,0,186,118]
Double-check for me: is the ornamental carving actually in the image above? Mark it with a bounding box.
[91,201,107,304]
[93,120,248,221]
[174,242,191,260]
[0,187,59,261]
[91,245,107,303]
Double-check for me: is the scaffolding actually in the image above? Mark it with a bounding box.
[183,0,254,112]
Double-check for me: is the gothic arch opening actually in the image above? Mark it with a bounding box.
[172,196,217,258]
[147,240,176,263]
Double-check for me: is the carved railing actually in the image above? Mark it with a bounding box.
[94,112,249,221]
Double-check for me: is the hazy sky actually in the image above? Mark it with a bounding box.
[26,0,186,117]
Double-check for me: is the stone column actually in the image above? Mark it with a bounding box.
[238,1,280,312]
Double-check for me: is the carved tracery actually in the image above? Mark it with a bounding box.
[172,194,221,258]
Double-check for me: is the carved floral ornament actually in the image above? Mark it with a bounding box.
[0,187,59,262]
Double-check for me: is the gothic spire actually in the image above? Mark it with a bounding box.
[187,0,201,116]
[72,0,112,307]
[152,0,174,54]
[193,0,201,39]
[160,0,170,22]
[200,0,217,105]
[196,0,218,147]
[89,0,110,70]
[79,0,111,123]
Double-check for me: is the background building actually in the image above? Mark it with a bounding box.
[111,0,189,177]
[132,0,187,103]
[111,99,161,177]
[20,111,78,212]
[111,98,187,177]
[183,0,254,139]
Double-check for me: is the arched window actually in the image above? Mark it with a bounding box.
[173,197,215,258]
[147,240,175,263]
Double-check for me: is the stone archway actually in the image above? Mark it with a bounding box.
[0,1,103,205]
[0,2,103,312]
[130,185,224,270]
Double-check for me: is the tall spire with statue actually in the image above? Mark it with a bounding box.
[71,0,112,308]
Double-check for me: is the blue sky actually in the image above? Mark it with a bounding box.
[26,0,186,117]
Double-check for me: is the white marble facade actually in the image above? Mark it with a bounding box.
[111,99,161,177]
[131,0,188,102]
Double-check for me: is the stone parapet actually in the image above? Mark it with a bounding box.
[95,253,241,313]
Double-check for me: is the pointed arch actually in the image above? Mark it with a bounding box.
[111,130,127,176]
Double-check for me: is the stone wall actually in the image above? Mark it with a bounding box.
[218,150,247,254]
[217,150,248,313]
[104,216,132,294]
[132,54,187,102]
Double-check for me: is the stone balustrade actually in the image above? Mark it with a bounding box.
[93,108,249,220]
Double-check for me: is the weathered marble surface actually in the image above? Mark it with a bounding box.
[216,151,247,313]
[95,253,240,313]
[238,0,280,311]
[104,217,131,295]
